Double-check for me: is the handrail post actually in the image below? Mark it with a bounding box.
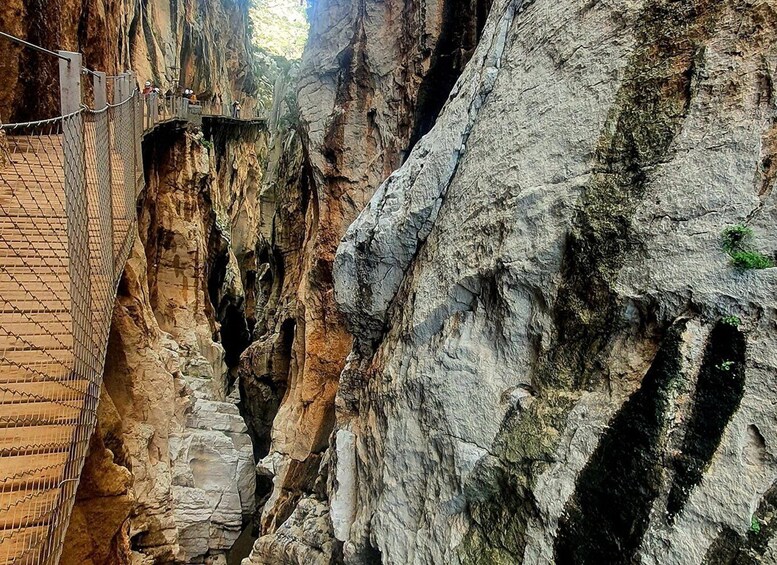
[93,71,107,110]
[93,71,114,275]
[119,73,128,103]
[59,49,90,372]
[151,92,158,128]
[113,73,131,232]
[54,49,92,565]
[113,73,124,197]
[128,71,142,191]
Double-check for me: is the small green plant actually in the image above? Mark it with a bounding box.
[722,225,753,253]
[721,225,774,270]
[715,360,735,372]
[200,139,214,151]
[730,251,774,270]
[721,315,741,327]
[751,515,761,534]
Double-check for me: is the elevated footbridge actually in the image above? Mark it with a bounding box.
[0,33,258,565]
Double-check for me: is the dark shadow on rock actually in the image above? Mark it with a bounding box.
[667,321,746,522]
[553,321,686,565]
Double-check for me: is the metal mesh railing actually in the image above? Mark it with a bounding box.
[141,93,257,130]
[0,31,259,565]
[0,59,141,564]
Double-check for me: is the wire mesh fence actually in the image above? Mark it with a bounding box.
[141,93,258,130]
[0,32,259,563]
[0,86,141,564]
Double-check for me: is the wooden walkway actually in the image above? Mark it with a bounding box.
[0,132,79,563]
[0,92,257,564]
[0,126,134,563]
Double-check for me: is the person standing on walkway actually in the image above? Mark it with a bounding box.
[143,81,154,126]
[232,100,241,119]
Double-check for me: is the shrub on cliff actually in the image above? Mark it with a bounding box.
[730,250,774,270]
[721,225,774,271]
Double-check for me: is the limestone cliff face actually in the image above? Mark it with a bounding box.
[62,237,180,565]
[11,0,777,563]
[139,124,263,563]
[330,0,777,563]
[239,0,493,549]
[61,121,268,565]
[0,0,257,122]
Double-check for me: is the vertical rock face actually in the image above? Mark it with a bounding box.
[61,237,180,565]
[61,121,269,565]
[60,424,134,564]
[330,0,777,564]
[0,0,258,122]
[239,0,493,550]
[9,0,777,563]
[142,127,225,393]
[236,68,309,512]
[127,0,259,104]
[140,124,263,563]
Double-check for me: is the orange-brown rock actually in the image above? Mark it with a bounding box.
[66,237,181,563]
[59,423,134,565]
[239,0,493,546]
[62,119,270,563]
[0,0,258,122]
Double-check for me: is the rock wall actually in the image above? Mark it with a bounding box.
[239,0,493,551]
[62,120,268,564]
[140,123,264,563]
[10,0,777,562]
[0,0,258,123]
[236,67,308,512]
[330,0,777,563]
[61,237,180,565]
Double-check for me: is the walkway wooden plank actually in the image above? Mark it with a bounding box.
[0,334,73,352]
[1,349,73,368]
[0,424,74,455]
[0,365,76,385]
[0,452,69,492]
[0,488,61,530]
[0,380,88,404]
[0,525,48,563]
[0,401,81,428]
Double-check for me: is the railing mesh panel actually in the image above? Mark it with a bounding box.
[0,93,139,565]
[0,81,257,564]
[141,93,257,130]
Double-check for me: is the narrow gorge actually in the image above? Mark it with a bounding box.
[1,0,776,564]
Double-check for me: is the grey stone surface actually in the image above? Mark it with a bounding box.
[328,0,777,563]
[170,385,256,562]
[242,497,336,565]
